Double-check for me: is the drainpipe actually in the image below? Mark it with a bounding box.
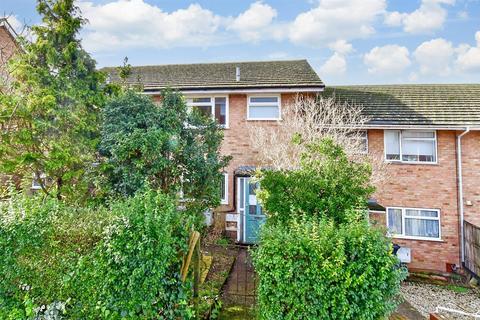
[457,126,470,263]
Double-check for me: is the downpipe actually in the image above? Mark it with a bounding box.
[457,127,470,263]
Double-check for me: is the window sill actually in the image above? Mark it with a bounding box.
[246,118,281,121]
[385,160,438,166]
[221,201,228,205]
[391,235,444,242]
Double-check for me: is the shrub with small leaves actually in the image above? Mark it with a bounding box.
[257,138,375,226]
[0,189,194,319]
[252,218,406,320]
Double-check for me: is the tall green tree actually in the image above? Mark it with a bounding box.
[0,0,105,200]
[99,89,230,213]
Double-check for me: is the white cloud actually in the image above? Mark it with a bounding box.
[414,38,454,75]
[385,0,455,34]
[228,1,278,42]
[320,52,347,75]
[455,31,480,72]
[328,39,353,55]
[79,0,223,51]
[4,16,23,33]
[289,0,387,45]
[364,45,411,74]
[320,40,354,76]
[384,11,406,27]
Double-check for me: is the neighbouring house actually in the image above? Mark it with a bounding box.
[0,18,18,67]
[0,18,21,188]
[105,61,480,275]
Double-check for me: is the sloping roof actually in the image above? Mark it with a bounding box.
[103,60,324,92]
[0,18,19,40]
[326,84,480,127]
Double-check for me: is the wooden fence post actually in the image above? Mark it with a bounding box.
[193,237,201,317]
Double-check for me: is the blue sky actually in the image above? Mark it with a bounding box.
[3,0,480,85]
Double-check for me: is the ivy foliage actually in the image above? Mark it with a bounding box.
[99,89,230,211]
[0,189,194,319]
[253,219,407,320]
[257,138,375,226]
[0,0,106,200]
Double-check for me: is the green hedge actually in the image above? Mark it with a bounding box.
[252,219,407,320]
[0,190,193,319]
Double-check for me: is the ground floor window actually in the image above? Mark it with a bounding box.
[31,173,47,190]
[387,207,440,240]
[220,173,228,204]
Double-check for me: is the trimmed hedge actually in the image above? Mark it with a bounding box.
[252,218,407,320]
[0,190,193,319]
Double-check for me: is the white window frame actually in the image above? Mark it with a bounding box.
[386,206,442,241]
[31,173,46,190]
[186,95,229,128]
[350,130,368,154]
[247,94,281,121]
[221,173,228,205]
[383,130,438,164]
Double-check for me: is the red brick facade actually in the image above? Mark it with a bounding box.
[461,131,480,227]
[207,94,475,273]
[369,129,461,272]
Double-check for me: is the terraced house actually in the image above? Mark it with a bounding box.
[106,60,480,274]
[2,15,478,275]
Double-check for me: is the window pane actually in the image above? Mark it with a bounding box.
[405,209,438,218]
[405,218,439,238]
[192,105,212,117]
[249,105,279,119]
[239,179,245,209]
[402,130,435,139]
[250,97,278,103]
[401,139,435,162]
[385,130,400,160]
[192,97,211,103]
[387,208,402,235]
[214,98,226,125]
[220,175,226,200]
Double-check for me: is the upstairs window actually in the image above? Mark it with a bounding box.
[247,96,281,120]
[349,130,368,154]
[385,130,436,163]
[186,96,228,127]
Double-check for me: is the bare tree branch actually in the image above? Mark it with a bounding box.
[248,94,389,186]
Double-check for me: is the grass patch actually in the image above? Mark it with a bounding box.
[446,285,470,293]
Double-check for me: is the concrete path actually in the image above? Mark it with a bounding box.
[218,247,256,319]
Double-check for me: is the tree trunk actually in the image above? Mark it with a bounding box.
[56,176,63,200]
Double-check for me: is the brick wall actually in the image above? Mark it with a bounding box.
[219,93,295,213]
[369,129,460,272]
[150,91,472,273]
[461,131,480,227]
[0,25,17,68]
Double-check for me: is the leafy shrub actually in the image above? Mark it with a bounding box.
[252,218,406,320]
[257,138,374,226]
[74,190,193,319]
[99,89,230,212]
[0,193,111,319]
[0,190,193,319]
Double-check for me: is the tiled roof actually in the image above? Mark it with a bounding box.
[326,84,480,127]
[102,60,324,91]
